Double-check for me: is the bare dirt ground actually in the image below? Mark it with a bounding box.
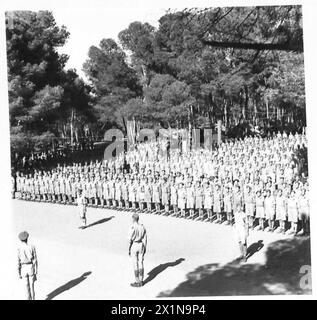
[11,200,311,299]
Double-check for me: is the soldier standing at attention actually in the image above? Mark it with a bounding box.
[170,178,178,215]
[195,181,204,220]
[264,189,276,232]
[122,177,129,209]
[287,190,299,235]
[144,177,152,213]
[255,190,265,231]
[298,188,310,235]
[186,181,195,219]
[214,184,223,223]
[204,181,213,221]
[223,185,233,225]
[138,178,145,211]
[234,203,249,263]
[77,188,87,229]
[161,178,170,214]
[178,182,186,218]
[244,185,256,229]
[17,231,38,300]
[128,213,147,287]
[152,178,161,213]
[276,188,287,234]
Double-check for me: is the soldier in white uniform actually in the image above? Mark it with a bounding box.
[152,179,161,213]
[161,178,170,214]
[115,177,123,208]
[108,177,115,207]
[245,185,256,229]
[87,178,94,206]
[204,181,213,221]
[30,177,35,201]
[96,178,103,207]
[234,203,249,263]
[121,178,129,209]
[128,214,147,287]
[275,189,287,233]
[170,179,178,215]
[34,178,40,201]
[186,181,195,219]
[60,177,66,204]
[144,178,152,212]
[47,177,53,202]
[223,186,233,225]
[53,179,60,203]
[65,177,72,204]
[77,189,87,228]
[298,188,309,235]
[287,190,299,235]
[70,177,78,204]
[213,184,223,223]
[17,231,38,300]
[90,178,98,207]
[195,181,204,219]
[264,189,276,232]
[128,178,137,210]
[255,190,265,231]
[178,182,186,218]
[102,178,109,207]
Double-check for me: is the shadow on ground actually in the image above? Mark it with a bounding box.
[247,240,264,259]
[158,237,311,297]
[46,271,92,300]
[83,216,114,229]
[144,258,185,285]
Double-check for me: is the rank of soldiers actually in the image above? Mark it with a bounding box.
[13,131,310,235]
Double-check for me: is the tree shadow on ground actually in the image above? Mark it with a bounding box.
[83,216,114,229]
[158,237,311,297]
[144,258,185,285]
[46,271,92,300]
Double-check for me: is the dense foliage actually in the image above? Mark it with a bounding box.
[84,5,305,134]
[6,6,305,157]
[6,11,93,156]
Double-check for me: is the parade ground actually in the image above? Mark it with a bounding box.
[11,200,311,299]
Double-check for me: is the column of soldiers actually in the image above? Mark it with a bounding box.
[13,132,310,235]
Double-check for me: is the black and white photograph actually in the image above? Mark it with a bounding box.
[0,0,316,301]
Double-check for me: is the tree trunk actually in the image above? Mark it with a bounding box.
[224,101,228,130]
[141,64,149,87]
[70,108,75,147]
[121,116,127,135]
[75,128,78,144]
[188,108,192,151]
[254,98,257,125]
[243,86,248,120]
[217,120,222,145]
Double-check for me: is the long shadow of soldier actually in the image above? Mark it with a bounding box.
[246,240,264,259]
[82,216,114,229]
[144,258,185,285]
[46,271,92,300]
[158,236,311,297]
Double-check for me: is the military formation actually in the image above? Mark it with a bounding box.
[14,131,310,236]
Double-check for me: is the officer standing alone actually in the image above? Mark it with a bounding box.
[128,213,147,287]
[17,231,38,300]
[234,203,249,263]
[77,188,87,228]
